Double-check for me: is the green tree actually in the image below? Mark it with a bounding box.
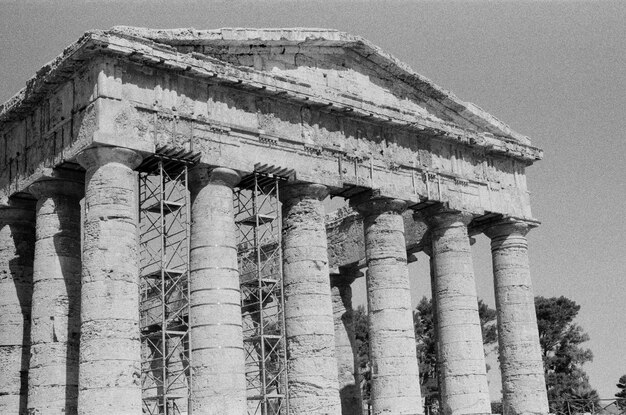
[535,296,599,413]
[413,297,498,408]
[353,305,371,403]
[413,297,438,405]
[353,297,497,409]
[616,374,626,410]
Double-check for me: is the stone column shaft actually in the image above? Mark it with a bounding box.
[331,272,363,415]
[425,209,490,415]
[486,221,548,415]
[0,200,35,415]
[356,197,422,415]
[189,166,246,415]
[76,146,143,415]
[27,178,83,415]
[281,183,341,415]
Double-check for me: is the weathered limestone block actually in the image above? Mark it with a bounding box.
[27,177,83,415]
[0,199,35,415]
[331,270,363,415]
[485,220,548,415]
[325,205,428,269]
[280,183,341,415]
[423,207,491,415]
[189,166,246,415]
[76,146,143,415]
[354,196,423,415]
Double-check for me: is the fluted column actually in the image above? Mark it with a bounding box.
[188,166,245,415]
[354,196,423,415]
[330,269,363,415]
[27,177,83,415]
[280,183,341,415]
[485,220,548,415]
[0,199,35,415]
[423,207,490,415]
[76,146,143,415]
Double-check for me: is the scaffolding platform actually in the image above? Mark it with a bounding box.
[235,170,290,415]
[138,146,197,415]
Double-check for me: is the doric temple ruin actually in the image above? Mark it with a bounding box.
[0,27,548,415]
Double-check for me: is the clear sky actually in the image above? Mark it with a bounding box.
[1,0,624,401]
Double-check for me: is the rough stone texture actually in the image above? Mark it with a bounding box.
[0,199,35,415]
[354,196,423,415]
[330,271,363,415]
[1,28,541,221]
[0,26,549,413]
[27,177,83,415]
[280,183,341,415]
[76,146,143,415]
[326,205,428,269]
[188,166,246,415]
[485,221,548,415]
[424,208,491,415]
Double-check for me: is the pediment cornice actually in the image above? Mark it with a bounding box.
[0,27,542,163]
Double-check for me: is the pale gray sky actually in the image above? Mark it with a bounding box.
[1,0,624,401]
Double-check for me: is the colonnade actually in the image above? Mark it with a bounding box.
[0,145,548,415]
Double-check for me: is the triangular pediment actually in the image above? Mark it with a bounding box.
[109,26,530,145]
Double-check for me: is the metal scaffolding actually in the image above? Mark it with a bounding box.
[235,166,291,415]
[138,147,199,415]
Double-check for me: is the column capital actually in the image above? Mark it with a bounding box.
[484,218,535,240]
[0,198,36,224]
[28,177,84,200]
[416,204,474,229]
[189,165,240,191]
[485,219,537,252]
[76,146,143,171]
[279,182,328,202]
[349,191,406,216]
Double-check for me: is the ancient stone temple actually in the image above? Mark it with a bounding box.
[0,27,548,415]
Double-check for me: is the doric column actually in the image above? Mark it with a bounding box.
[27,177,83,414]
[76,146,143,415]
[330,268,363,415]
[188,166,245,415]
[0,199,35,415]
[422,207,491,415]
[280,183,341,415]
[353,195,423,415]
[485,220,548,415]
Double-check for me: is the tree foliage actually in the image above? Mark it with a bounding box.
[353,305,371,402]
[535,296,598,412]
[353,297,497,408]
[616,374,626,409]
[354,295,600,412]
[413,297,498,406]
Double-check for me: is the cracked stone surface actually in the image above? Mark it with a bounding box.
[355,197,423,415]
[425,209,491,415]
[281,183,341,415]
[189,166,246,415]
[76,146,143,415]
[27,178,82,415]
[0,200,35,415]
[486,221,548,415]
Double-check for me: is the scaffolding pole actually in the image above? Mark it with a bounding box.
[235,167,290,415]
[138,147,199,415]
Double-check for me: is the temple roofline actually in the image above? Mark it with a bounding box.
[0,27,541,164]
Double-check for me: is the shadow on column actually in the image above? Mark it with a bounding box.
[53,203,81,415]
[340,384,363,415]
[337,281,363,415]
[7,223,34,415]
